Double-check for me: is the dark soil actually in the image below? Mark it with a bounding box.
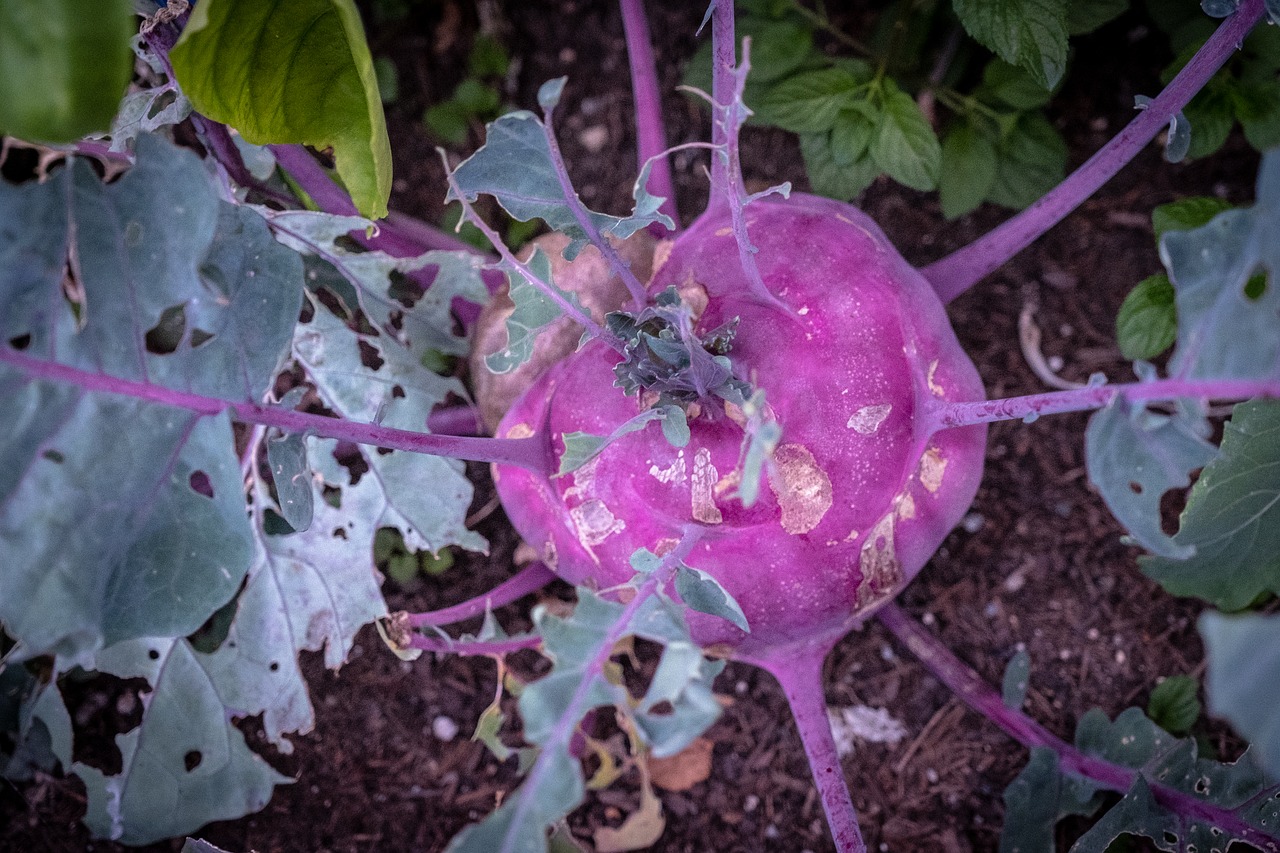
[0,1,1263,851]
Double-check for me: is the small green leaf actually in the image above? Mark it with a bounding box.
[799,131,879,200]
[939,121,998,219]
[674,565,750,633]
[630,548,662,574]
[0,0,134,142]
[1151,196,1233,242]
[755,68,862,134]
[1233,80,1280,151]
[987,112,1068,210]
[1182,84,1236,160]
[170,0,393,218]
[424,100,472,145]
[1146,675,1201,736]
[870,80,941,191]
[1066,0,1128,35]
[1002,648,1031,710]
[979,59,1054,111]
[1140,401,1280,610]
[830,108,876,167]
[557,408,669,476]
[953,0,1069,89]
[1200,610,1280,778]
[660,406,691,448]
[1116,273,1177,361]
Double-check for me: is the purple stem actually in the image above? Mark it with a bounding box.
[406,632,542,657]
[876,603,1280,851]
[541,100,651,308]
[923,0,1266,303]
[619,0,679,228]
[0,346,552,473]
[496,527,706,851]
[709,3,796,316]
[406,562,557,628]
[426,404,485,436]
[763,652,868,853]
[927,377,1280,432]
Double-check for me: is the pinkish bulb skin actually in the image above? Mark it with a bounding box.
[494,194,986,656]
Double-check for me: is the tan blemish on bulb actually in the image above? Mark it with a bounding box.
[505,423,534,439]
[919,447,947,494]
[856,512,901,611]
[768,444,833,534]
[847,404,892,434]
[570,499,625,547]
[691,448,723,524]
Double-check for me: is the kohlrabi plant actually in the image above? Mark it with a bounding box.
[3,0,1280,851]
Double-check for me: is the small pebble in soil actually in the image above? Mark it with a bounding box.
[926,768,940,784]
[736,680,748,695]
[744,795,759,813]
[765,824,779,839]
[1059,649,1071,661]
[962,512,984,533]
[922,612,936,626]
[1116,650,1128,664]
[1088,628,1100,640]
[579,126,608,153]
[880,644,895,661]
[433,715,460,741]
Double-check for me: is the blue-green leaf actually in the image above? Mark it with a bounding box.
[448,110,673,259]
[1002,648,1031,710]
[674,565,750,633]
[484,248,588,375]
[1200,610,1280,778]
[1085,396,1217,560]
[1140,400,1280,610]
[267,431,313,533]
[75,638,290,845]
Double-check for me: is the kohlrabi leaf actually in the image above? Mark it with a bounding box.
[109,84,193,155]
[266,430,314,533]
[200,442,389,752]
[1067,707,1280,853]
[940,121,998,219]
[1200,610,1280,778]
[952,0,1069,89]
[1002,648,1031,710]
[182,840,237,853]
[1146,675,1201,737]
[1000,747,1102,853]
[754,68,863,134]
[1004,707,1280,853]
[74,637,290,845]
[1139,400,1280,610]
[558,408,670,476]
[870,80,941,192]
[1116,274,1178,360]
[1085,396,1217,560]
[447,109,673,259]
[444,748,583,853]
[265,209,488,358]
[294,300,486,555]
[674,565,749,633]
[486,248,588,375]
[169,0,393,218]
[0,392,253,662]
[0,0,134,142]
[634,641,725,758]
[3,678,72,782]
[1161,150,1280,381]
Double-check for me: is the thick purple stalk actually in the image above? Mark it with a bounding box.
[541,101,651,308]
[923,0,1266,303]
[406,632,541,657]
[405,562,557,628]
[927,377,1280,432]
[0,347,551,472]
[877,603,1280,850]
[764,653,868,853]
[619,0,679,228]
[494,527,705,852]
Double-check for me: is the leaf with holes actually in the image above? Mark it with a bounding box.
[1200,610,1280,778]
[74,637,291,845]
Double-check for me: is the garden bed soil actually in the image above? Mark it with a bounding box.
[0,1,1262,851]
